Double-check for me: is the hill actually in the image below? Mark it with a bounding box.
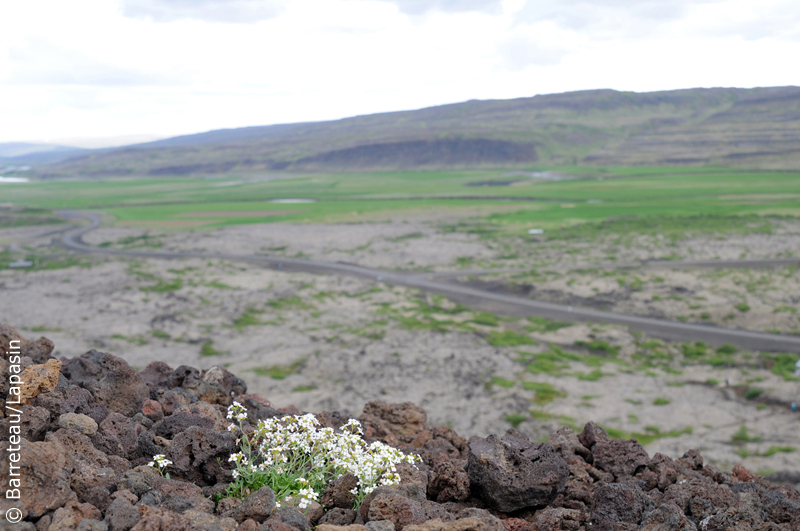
[0,142,89,167]
[39,86,800,176]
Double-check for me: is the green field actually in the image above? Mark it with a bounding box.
[2,167,799,234]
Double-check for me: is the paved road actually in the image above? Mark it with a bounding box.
[56,210,800,353]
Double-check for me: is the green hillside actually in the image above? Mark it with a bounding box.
[39,87,800,177]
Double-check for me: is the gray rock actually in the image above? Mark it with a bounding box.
[590,482,654,530]
[76,520,109,531]
[105,497,142,531]
[221,486,276,523]
[58,412,99,435]
[640,503,696,531]
[466,435,569,512]
[272,506,310,531]
[320,508,358,527]
[366,521,395,531]
[592,438,650,478]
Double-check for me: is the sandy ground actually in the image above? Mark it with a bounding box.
[2,219,800,488]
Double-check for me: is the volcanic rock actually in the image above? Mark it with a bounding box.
[467,435,569,512]
[62,351,149,417]
[0,324,54,363]
[59,412,99,435]
[18,359,61,404]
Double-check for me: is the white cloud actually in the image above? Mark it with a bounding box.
[5,38,184,86]
[374,0,503,15]
[120,0,288,23]
[496,28,573,70]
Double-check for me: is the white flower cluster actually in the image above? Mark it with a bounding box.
[223,403,419,509]
[297,487,319,509]
[148,454,173,477]
[227,401,248,429]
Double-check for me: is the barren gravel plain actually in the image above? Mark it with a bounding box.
[2,214,800,489]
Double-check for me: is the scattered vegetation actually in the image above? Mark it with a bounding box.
[521,381,566,404]
[744,388,764,400]
[574,339,619,356]
[504,413,527,428]
[603,425,693,446]
[525,317,572,333]
[252,359,305,380]
[487,376,515,389]
[111,334,148,346]
[200,341,220,356]
[233,308,265,331]
[731,425,761,445]
[486,330,536,347]
[760,353,800,380]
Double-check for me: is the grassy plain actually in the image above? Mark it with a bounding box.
[2,167,799,233]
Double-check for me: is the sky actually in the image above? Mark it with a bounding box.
[1,0,799,146]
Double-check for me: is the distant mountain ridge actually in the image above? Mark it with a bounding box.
[37,86,800,176]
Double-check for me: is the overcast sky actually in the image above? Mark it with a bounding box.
[1,0,799,145]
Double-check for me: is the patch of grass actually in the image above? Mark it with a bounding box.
[206,281,235,289]
[233,308,264,331]
[653,397,671,405]
[681,341,709,359]
[454,256,473,267]
[760,352,800,380]
[111,334,148,346]
[773,305,798,314]
[574,339,619,356]
[525,316,572,332]
[252,359,305,379]
[200,341,220,356]
[521,346,583,376]
[486,330,536,347]
[716,343,738,355]
[30,325,61,332]
[759,446,797,457]
[731,425,761,445]
[529,409,556,421]
[576,369,605,381]
[735,303,751,312]
[744,388,764,400]
[141,277,183,293]
[625,398,642,405]
[706,378,720,385]
[545,214,775,242]
[470,312,499,326]
[268,295,313,310]
[529,410,579,430]
[151,330,170,339]
[117,234,163,248]
[504,413,527,428]
[604,425,693,445]
[735,447,750,459]
[392,232,424,242]
[292,385,317,392]
[487,376,515,389]
[521,381,566,404]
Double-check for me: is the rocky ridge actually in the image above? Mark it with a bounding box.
[1,324,799,531]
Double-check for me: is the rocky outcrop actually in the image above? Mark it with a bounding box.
[1,325,798,531]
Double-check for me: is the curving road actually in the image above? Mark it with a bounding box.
[56,210,800,353]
